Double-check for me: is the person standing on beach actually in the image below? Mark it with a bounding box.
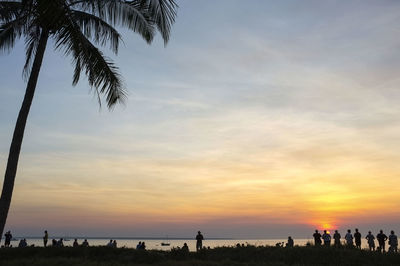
[377,230,388,252]
[196,231,204,251]
[313,230,322,246]
[322,230,331,246]
[354,228,361,249]
[333,230,341,247]
[388,230,398,253]
[43,230,48,247]
[4,231,12,247]
[345,229,353,247]
[286,236,294,248]
[366,231,375,251]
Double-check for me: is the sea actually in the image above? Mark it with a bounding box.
[10,238,314,251]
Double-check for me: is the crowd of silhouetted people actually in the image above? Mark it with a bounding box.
[1,229,202,252]
[2,228,399,254]
[311,229,398,253]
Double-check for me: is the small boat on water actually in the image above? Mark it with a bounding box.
[161,235,170,246]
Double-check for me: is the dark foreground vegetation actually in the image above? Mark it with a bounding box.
[0,245,399,266]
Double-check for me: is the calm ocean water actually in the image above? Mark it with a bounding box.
[11,238,313,251]
[9,238,373,250]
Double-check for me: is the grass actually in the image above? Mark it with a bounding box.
[0,245,399,266]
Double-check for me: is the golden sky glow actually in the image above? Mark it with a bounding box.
[1,1,400,238]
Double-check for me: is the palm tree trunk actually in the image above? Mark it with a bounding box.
[0,29,49,242]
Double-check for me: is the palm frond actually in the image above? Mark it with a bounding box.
[0,1,22,23]
[54,19,126,108]
[0,16,25,53]
[71,10,121,54]
[71,0,155,43]
[22,24,41,79]
[144,0,177,45]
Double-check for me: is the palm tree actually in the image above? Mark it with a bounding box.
[0,0,177,240]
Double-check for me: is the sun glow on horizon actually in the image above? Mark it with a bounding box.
[2,0,400,237]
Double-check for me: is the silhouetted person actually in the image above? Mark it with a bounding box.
[57,238,64,247]
[4,231,12,247]
[196,231,204,251]
[182,242,189,252]
[18,239,27,248]
[322,230,331,246]
[345,229,353,247]
[107,239,113,247]
[52,239,57,246]
[388,230,398,253]
[112,240,117,248]
[73,238,79,247]
[354,228,361,249]
[286,236,294,248]
[82,239,89,247]
[333,230,341,247]
[43,230,48,247]
[377,230,388,252]
[366,231,375,251]
[141,241,146,250]
[313,230,322,246]
[136,241,142,249]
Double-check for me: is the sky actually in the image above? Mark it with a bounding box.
[1,0,400,239]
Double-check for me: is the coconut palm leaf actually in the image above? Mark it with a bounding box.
[54,18,125,107]
[0,1,22,22]
[71,0,155,43]
[71,10,121,54]
[145,0,177,45]
[0,17,26,53]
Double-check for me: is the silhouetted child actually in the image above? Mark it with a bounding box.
[112,240,117,248]
[377,230,388,252]
[322,230,331,246]
[73,239,79,247]
[388,230,398,253]
[136,241,142,249]
[354,228,361,249]
[333,230,341,247]
[107,239,113,247]
[345,229,353,247]
[196,231,204,251]
[313,230,322,246]
[141,241,146,250]
[366,231,375,251]
[57,238,64,247]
